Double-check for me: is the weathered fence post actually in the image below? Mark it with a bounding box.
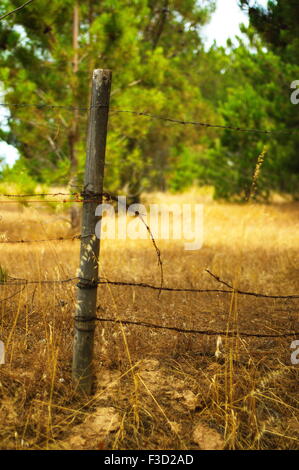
[72,69,112,394]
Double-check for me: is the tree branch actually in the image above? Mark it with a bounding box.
[152,1,169,50]
[0,0,34,21]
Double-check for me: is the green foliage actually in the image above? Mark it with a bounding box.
[168,146,201,192]
[0,159,38,194]
[1,1,299,200]
[209,1,299,200]
[0,0,216,197]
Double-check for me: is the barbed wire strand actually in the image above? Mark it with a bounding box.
[111,109,299,135]
[0,193,164,285]
[1,187,298,299]
[98,278,299,300]
[0,102,298,134]
[0,103,107,111]
[0,191,118,202]
[76,315,299,339]
[0,192,78,197]
[1,276,299,300]
[0,234,86,244]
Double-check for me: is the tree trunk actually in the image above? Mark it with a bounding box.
[70,2,80,229]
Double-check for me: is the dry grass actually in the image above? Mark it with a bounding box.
[0,191,299,450]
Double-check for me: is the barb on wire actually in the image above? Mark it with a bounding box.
[205,269,232,290]
[76,315,299,339]
[205,269,299,299]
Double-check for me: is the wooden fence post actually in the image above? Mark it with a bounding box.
[72,69,112,394]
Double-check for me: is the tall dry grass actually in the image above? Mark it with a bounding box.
[0,191,298,450]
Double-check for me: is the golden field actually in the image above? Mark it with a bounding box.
[0,190,299,450]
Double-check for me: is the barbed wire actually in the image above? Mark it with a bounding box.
[0,28,297,349]
[111,109,299,135]
[0,191,117,200]
[0,192,77,197]
[98,278,299,300]
[77,315,299,339]
[0,102,298,134]
[0,190,119,206]
[0,234,83,244]
[0,199,106,204]
[1,189,298,299]
[0,103,107,111]
[1,275,299,300]
[1,277,297,337]
[0,189,164,292]
[2,280,297,337]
